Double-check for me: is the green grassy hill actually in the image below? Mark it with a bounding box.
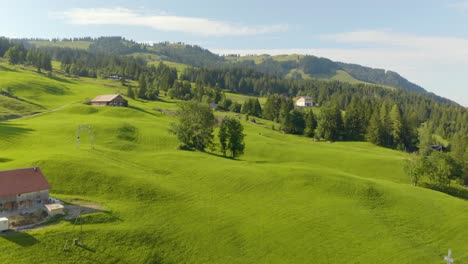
[0,62,467,263]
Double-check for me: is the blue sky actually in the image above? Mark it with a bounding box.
[1,0,468,106]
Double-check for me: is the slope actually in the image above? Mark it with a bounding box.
[0,67,467,263]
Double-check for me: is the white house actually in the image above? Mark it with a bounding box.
[295,96,315,107]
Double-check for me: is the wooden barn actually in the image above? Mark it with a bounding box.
[90,94,128,107]
[0,167,50,214]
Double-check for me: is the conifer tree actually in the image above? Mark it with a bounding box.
[304,109,317,138]
[127,85,135,99]
[366,111,383,145]
[389,104,403,148]
[138,75,147,99]
[344,100,363,140]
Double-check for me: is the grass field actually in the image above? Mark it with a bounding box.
[0,62,467,263]
[224,92,267,105]
[29,41,92,50]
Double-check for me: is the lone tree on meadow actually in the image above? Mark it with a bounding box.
[170,101,216,151]
[218,116,245,158]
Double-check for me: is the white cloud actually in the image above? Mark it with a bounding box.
[60,7,288,36]
[449,1,468,11]
[212,30,468,106]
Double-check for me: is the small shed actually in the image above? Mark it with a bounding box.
[44,203,65,216]
[0,217,8,231]
[90,94,128,107]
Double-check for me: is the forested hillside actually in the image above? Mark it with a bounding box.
[7,37,447,97]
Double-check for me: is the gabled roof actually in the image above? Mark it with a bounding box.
[297,96,313,100]
[0,167,50,198]
[91,94,122,102]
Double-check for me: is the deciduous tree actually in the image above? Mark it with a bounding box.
[170,101,216,151]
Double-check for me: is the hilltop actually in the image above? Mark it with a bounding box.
[0,60,467,263]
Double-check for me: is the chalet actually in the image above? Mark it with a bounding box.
[91,94,128,107]
[295,96,315,107]
[0,167,50,214]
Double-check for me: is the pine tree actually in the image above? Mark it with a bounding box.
[418,122,434,157]
[138,75,147,99]
[263,94,278,121]
[282,109,305,135]
[379,104,391,146]
[366,111,383,146]
[389,104,403,148]
[344,100,363,140]
[127,85,135,99]
[316,106,343,141]
[304,109,317,138]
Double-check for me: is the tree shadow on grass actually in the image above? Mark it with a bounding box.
[128,105,159,117]
[203,151,245,161]
[0,123,35,142]
[46,74,76,84]
[0,65,17,72]
[0,157,12,163]
[0,231,39,247]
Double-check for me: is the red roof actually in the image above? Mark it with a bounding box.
[0,167,50,198]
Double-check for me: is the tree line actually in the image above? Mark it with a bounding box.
[2,42,52,72]
[170,101,245,158]
[180,66,466,141]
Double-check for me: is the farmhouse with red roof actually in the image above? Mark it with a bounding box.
[0,167,50,214]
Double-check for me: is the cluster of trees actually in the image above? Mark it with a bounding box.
[48,47,146,78]
[135,63,177,100]
[182,66,467,144]
[0,37,13,57]
[2,43,52,72]
[405,129,467,187]
[88,37,146,55]
[152,42,223,67]
[219,117,245,158]
[170,101,245,158]
[239,94,417,150]
[26,50,52,72]
[241,98,262,117]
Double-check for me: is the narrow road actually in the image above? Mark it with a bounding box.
[11,104,71,121]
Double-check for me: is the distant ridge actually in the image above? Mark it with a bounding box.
[18,37,456,105]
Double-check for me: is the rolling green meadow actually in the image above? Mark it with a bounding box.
[0,62,467,263]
